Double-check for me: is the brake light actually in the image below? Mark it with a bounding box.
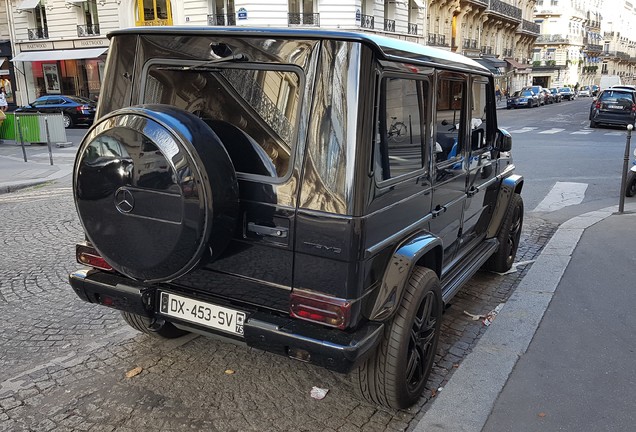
[290,290,351,329]
[595,101,601,109]
[76,105,89,112]
[632,104,636,112]
[76,243,113,271]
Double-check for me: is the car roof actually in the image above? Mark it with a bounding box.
[108,26,490,75]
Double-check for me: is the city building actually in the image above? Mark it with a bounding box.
[531,0,635,90]
[3,0,539,107]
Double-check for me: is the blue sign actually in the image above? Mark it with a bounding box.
[238,8,248,20]
[355,8,361,21]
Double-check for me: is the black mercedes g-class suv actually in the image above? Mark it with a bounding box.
[69,27,523,409]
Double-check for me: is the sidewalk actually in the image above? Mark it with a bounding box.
[415,202,636,432]
[0,131,84,194]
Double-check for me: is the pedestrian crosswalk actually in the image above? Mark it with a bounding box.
[500,126,629,136]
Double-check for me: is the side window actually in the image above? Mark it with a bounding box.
[435,74,465,165]
[376,76,428,181]
[470,79,490,152]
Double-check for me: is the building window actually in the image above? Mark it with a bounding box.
[288,0,319,26]
[136,0,173,26]
[28,4,49,40]
[77,0,100,36]
[208,0,236,26]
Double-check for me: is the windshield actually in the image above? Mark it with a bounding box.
[560,88,571,93]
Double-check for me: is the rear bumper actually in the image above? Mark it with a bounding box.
[69,269,383,373]
[592,112,636,126]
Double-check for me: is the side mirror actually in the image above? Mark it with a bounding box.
[494,128,512,152]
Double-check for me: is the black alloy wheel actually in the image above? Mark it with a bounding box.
[353,267,442,409]
[485,193,524,273]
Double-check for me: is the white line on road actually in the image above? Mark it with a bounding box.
[533,181,588,212]
[539,128,565,134]
[509,127,537,134]
[571,130,591,134]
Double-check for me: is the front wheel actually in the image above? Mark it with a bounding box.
[485,193,524,273]
[626,171,636,197]
[352,267,442,409]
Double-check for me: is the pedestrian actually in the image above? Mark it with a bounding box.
[495,85,502,102]
[0,87,8,112]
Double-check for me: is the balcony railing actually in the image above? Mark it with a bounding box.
[28,27,48,40]
[428,33,448,46]
[384,18,395,32]
[77,24,100,37]
[288,13,320,26]
[536,34,569,44]
[408,23,418,35]
[520,19,540,35]
[487,0,522,21]
[503,48,513,57]
[360,14,374,29]
[480,46,493,55]
[463,38,478,49]
[585,44,603,52]
[207,13,236,26]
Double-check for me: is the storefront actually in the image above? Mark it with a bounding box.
[0,41,18,111]
[11,39,108,105]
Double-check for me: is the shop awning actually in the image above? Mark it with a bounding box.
[505,58,531,73]
[11,47,107,62]
[474,58,505,75]
[16,0,41,11]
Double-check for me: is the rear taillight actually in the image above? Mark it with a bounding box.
[631,104,636,112]
[290,290,351,329]
[76,105,89,112]
[595,101,601,109]
[76,243,113,271]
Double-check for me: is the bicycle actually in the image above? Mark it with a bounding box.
[387,117,408,143]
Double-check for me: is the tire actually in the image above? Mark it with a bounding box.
[75,105,239,282]
[63,113,73,129]
[626,171,636,197]
[389,122,408,143]
[352,267,443,409]
[485,193,524,273]
[590,120,597,128]
[120,311,188,339]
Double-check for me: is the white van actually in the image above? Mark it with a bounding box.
[599,75,622,90]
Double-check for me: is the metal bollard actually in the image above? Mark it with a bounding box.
[619,124,633,214]
[16,116,28,163]
[44,116,54,166]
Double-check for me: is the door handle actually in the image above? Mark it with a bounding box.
[467,186,479,197]
[432,205,447,218]
[247,222,288,238]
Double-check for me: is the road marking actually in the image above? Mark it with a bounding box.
[570,130,591,134]
[509,127,537,133]
[604,132,624,136]
[539,128,565,134]
[533,181,588,212]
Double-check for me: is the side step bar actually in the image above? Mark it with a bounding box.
[441,239,499,304]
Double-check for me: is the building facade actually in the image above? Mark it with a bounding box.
[4,0,539,106]
[531,0,635,90]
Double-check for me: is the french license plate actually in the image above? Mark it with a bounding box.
[608,105,622,109]
[158,291,246,337]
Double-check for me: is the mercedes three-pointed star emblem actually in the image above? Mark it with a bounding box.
[114,187,135,213]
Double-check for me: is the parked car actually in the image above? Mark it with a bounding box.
[522,86,545,105]
[549,87,563,102]
[559,87,576,100]
[507,89,540,108]
[589,88,636,128]
[68,27,524,410]
[15,95,96,128]
[578,86,591,97]
[610,85,636,91]
[539,88,555,104]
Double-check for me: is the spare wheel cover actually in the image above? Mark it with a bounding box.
[74,105,239,282]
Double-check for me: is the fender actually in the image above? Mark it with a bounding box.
[486,173,524,238]
[367,232,442,321]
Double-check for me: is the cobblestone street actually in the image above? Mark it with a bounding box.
[0,180,556,432]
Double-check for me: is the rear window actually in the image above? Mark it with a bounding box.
[599,90,634,103]
[141,61,302,179]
